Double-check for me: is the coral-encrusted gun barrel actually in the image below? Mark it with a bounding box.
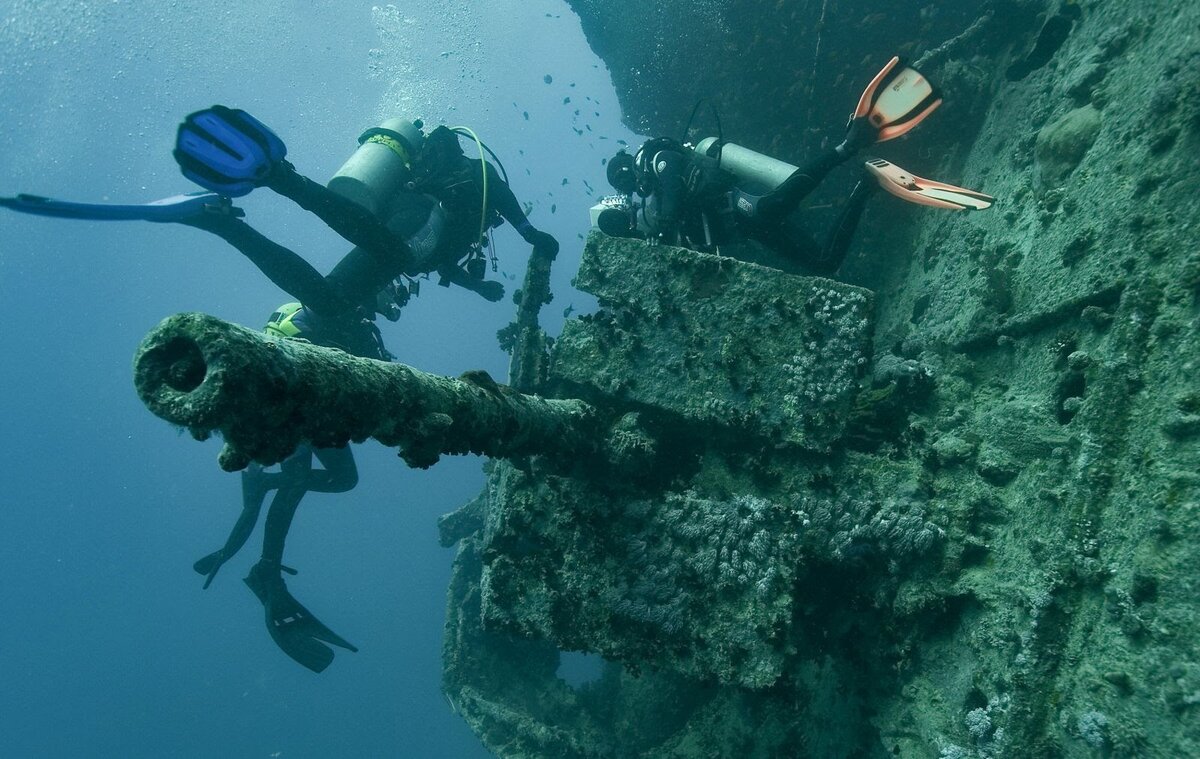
[133,312,598,471]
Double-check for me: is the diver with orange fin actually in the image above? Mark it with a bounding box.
[598,56,993,275]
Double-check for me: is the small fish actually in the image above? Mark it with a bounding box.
[563,96,571,105]
[585,124,592,132]
[543,74,553,84]
[561,178,569,185]
[518,149,525,155]
[617,139,627,146]
[551,204,557,214]
[563,304,575,318]
[573,127,583,136]
[523,111,529,121]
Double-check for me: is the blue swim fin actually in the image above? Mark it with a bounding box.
[0,191,242,222]
[175,105,287,197]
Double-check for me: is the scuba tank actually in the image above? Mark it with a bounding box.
[327,117,430,321]
[693,137,798,195]
[327,117,426,217]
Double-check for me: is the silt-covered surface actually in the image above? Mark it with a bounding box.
[442,0,1200,756]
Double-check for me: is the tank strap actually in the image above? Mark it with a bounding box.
[358,127,412,165]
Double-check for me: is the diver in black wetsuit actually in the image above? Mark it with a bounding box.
[174,106,560,322]
[601,135,877,275]
[598,57,993,276]
[191,302,390,673]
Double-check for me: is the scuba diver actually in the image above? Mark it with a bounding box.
[191,302,389,673]
[1,105,560,320]
[596,56,994,275]
[176,107,559,312]
[0,106,560,672]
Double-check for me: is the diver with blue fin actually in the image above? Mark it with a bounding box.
[2,104,559,316]
[169,105,557,313]
[2,104,558,672]
[598,56,993,274]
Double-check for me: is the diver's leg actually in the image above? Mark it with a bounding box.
[258,449,314,568]
[307,446,359,494]
[243,446,359,672]
[748,219,825,274]
[182,213,353,316]
[810,178,876,275]
[755,149,846,221]
[193,463,275,588]
[266,164,413,273]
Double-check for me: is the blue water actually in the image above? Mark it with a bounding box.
[0,2,644,756]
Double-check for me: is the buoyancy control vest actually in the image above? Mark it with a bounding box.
[409,126,500,250]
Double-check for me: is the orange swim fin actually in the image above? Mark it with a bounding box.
[865,158,995,211]
[841,57,943,153]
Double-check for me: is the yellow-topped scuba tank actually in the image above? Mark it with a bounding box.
[327,117,426,217]
[693,137,799,195]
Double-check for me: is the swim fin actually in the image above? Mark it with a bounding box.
[840,56,942,154]
[865,158,995,211]
[175,105,287,197]
[0,191,241,222]
[244,560,357,674]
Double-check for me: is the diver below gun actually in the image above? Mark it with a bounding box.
[133,312,599,471]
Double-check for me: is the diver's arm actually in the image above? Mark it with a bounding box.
[437,263,505,302]
[485,163,559,259]
[193,465,273,588]
[754,149,846,221]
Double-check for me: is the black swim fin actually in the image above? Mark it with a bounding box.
[0,191,241,222]
[839,56,942,154]
[175,105,288,197]
[244,560,357,674]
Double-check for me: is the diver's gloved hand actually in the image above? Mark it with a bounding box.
[475,280,505,302]
[528,230,560,260]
